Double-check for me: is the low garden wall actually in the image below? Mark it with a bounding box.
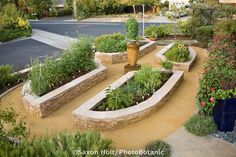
[73,69,184,131]
[22,60,107,118]
[156,43,197,72]
[95,40,157,64]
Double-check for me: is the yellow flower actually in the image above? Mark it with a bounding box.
[178,44,183,49]
[183,47,187,50]
[18,18,30,29]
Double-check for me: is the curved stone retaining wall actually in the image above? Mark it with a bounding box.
[95,40,157,64]
[22,60,107,118]
[156,43,197,72]
[73,69,184,131]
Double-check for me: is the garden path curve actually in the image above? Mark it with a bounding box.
[1,46,208,149]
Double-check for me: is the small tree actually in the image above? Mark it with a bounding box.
[167,5,186,40]
[125,17,139,40]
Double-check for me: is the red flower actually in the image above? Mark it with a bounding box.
[210,97,215,103]
[210,88,215,92]
[201,101,206,107]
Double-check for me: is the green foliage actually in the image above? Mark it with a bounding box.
[76,0,124,19]
[214,19,236,36]
[0,3,20,29]
[27,0,52,17]
[214,89,236,100]
[30,37,96,96]
[0,65,21,91]
[145,24,173,38]
[0,105,28,154]
[4,131,114,157]
[106,87,134,110]
[185,114,217,136]
[95,33,127,53]
[134,65,163,94]
[145,140,171,157]
[165,43,190,62]
[179,20,192,36]
[0,3,32,42]
[0,28,32,42]
[125,17,139,40]
[161,61,173,70]
[197,49,236,114]
[195,26,214,47]
[100,66,170,111]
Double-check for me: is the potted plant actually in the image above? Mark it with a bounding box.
[161,60,173,73]
[213,89,236,132]
[125,17,140,67]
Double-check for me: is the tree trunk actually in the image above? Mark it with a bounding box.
[132,5,136,14]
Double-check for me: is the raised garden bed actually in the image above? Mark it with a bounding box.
[95,40,157,64]
[73,69,184,131]
[156,43,197,72]
[22,60,107,118]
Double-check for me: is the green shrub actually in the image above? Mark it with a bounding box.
[125,17,139,40]
[0,105,28,154]
[195,26,214,47]
[145,24,173,38]
[214,19,236,36]
[134,65,163,94]
[165,42,190,62]
[0,28,32,42]
[179,20,192,36]
[0,3,21,29]
[161,61,173,70]
[0,65,21,91]
[145,25,159,38]
[185,114,217,136]
[106,87,134,110]
[4,131,114,157]
[145,140,171,157]
[30,37,96,96]
[95,33,127,53]
[57,8,73,16]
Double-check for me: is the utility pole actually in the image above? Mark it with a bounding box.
[73,0,77,18]
[142,4,145,37]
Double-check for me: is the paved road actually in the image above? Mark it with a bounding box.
[30,21,164,38]
[0,20,165,71]
[0,39,61,71]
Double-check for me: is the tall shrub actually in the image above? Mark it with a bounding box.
[195,25,214,47]
[125,17,139,40]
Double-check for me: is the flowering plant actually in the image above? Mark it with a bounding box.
[165,42,190,62]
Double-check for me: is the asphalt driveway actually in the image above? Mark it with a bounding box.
[0,39,61,71]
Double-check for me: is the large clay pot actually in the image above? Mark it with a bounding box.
[127,40,140,66]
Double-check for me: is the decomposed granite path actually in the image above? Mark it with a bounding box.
[1,46,208,150]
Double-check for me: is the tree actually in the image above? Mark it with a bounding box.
[120,0,139,14]
[0,105,28,155]
[27,0,52,17]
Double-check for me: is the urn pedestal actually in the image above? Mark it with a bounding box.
[124,40,140,73]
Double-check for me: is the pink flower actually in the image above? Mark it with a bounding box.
[210,88,215,92]
[210,97,215,103]
[201,101,206,107]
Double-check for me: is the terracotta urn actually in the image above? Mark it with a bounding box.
[127,40,140,66]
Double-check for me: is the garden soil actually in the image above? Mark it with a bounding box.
[1,46,208,149]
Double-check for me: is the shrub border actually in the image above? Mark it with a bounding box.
[73,69,184,131]
[156,43,197,72]
[22,60,107,118]
[95,40,157,64]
